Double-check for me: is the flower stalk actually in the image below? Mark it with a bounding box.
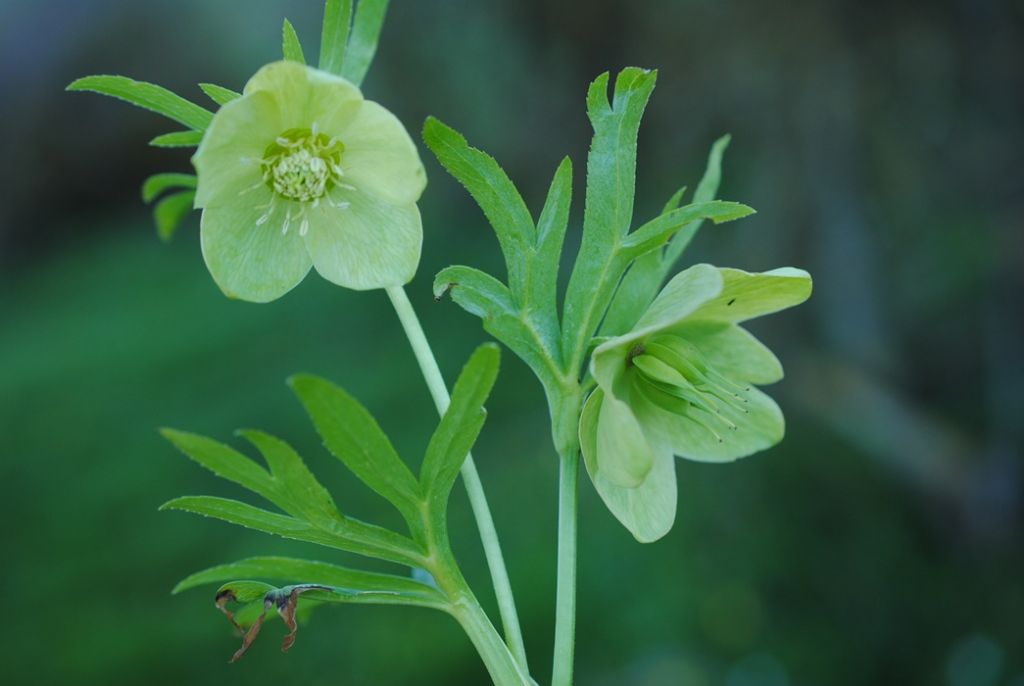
[385,285,530,674]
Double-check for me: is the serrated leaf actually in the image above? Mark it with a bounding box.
[162,428,342,526]
[141,173,196,203]
[560,68,658,370]
[289,375,421,526]
[621,200,754,257]
[161,495,423,566]
[67,75,213,131]
[421,345,500,520]
[530,156,573,325]
[153,190,195,242]
[434,266,564,392]
[423,117,536,295]
[198,82,241,107]
[433,265,516,319]
[213,577,430,662]
[602,135,732,336]
[173,556,446,607]
[341,0,391,86]
[664,134,730,265]
[162,428,277,498]
[600,186,687,336]
[149,130,203,148]
[238,430,342,527]
[282,19,306,64]
[319,0,353,75]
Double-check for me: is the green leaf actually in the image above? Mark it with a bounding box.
[161,428,358,541]
[238,430,342,527]
[141,173,196,203]
[149,130,204,148]
[281,18,307,64]
[198,83,241,107]
[433,266,564,393]
[599,183,687,338]
[153,190,195,242]
[423,117,536,295]
[421,345,500,518]
[665,134,730,265]
[560,68,658,370]
[289,374,421,525]
[173,556,446,607]
[530,156,573,325]
[161,495,423,566]
[67,75,213,131]
[434,265,516,319]
[162,429,275,498]
[341,0,391,86]
[621,200,755,257]
[602,135,732,337]
[319,0,353,75]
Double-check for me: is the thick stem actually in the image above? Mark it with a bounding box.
[551,448,579,686]
[385,285,530,675]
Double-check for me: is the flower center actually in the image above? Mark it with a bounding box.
[261,127,345,203]
[629,333,751,443]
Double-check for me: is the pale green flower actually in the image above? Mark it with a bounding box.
[193,60,427,302]
[580,264,812,542]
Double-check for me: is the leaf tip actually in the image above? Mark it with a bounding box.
[285,373,314,391]
[159,427,186,444]
[710,202,756,224]
[157,497,181,512]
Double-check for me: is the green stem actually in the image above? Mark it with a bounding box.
[385,285,530,675]
[450,593,535,686]
[551,448,579,686]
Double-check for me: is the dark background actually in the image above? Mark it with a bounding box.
[2,0,1022,684]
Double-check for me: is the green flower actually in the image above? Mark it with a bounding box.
[193,60,427,302]
[579,264,812,542]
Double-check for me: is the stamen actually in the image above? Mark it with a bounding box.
[239,180,266,197]
[260,127,346,204]
[685,414,725,443]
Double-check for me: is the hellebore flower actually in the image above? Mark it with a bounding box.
[193,60,427,302]
[580,264,812,542]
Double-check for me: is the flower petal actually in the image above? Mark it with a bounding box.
[633,263,724,334]
[594,380,655,488]
[192,90,281,209]
[664,322,784,385]
[200,189,312,303]
[689,267,812,323]
[635,380,784,463]
[303,190,422,290]
[244,61,363,133]
[591,264,723,386]
[581,390,677,543]
[338,101,427,206]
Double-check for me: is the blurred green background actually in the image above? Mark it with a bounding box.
[2,0,1022,684]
